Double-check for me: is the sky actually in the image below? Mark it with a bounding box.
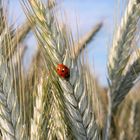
[9,0,117,86]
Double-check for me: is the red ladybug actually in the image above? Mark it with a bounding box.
[56,64,70,79]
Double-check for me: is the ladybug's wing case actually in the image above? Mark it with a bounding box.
[56,64,70,78]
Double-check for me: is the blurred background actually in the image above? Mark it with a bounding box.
[9,0,116,86]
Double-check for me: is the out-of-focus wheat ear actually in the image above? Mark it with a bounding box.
[129,101,137,140]
[72,22,103,59]
[103,90,112,140]
[0,66,19,140]
[0,1,31,61]
[10,45,27,73]
[112,57,140,109]
[48,0,56,9]
[31,74,53,140]
[87,68,107,129]
[0,43,27,139]
[113,87,140,140]
[108,0,140,87]
[0,0,6,34]
[0,25,28,140]
[30,76,44,140]
[7,21,32,61]
[12,44,33,136]
[23,48,44,137]
[0,11,13,61]
[29,50,56,140]
[132,101,140,140]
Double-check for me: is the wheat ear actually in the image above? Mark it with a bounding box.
[110,92,140,140]
[108,0,140,82]
[108,0,140,99]
[105,1,140,139]
[7,21,31,60]
[31,74,53,140]
[112,57,140,109]
[107,0,140,110]
[47,88,68,140]
[0,1,30,139]
[0,18,27,140]
[21,0,99,139]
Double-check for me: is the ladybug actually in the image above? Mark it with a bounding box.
[56,64,70,79]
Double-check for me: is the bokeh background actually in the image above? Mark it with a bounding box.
[9,0,117,86]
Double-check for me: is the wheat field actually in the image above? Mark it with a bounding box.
[0,0,140,140]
